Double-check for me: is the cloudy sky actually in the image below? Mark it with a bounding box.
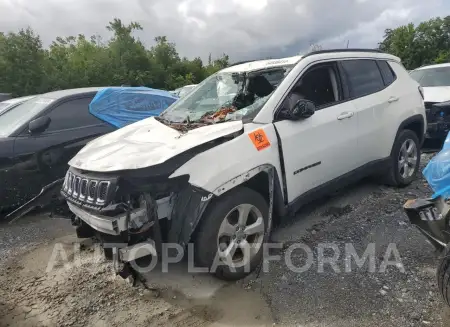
[0,0,448,61]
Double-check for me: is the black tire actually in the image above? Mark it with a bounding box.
[437,245,450,306]
[383,129,421,187]
[194,186,270,281]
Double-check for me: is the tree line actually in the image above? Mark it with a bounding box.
[0,16,449,97]
[0,18,229,97]
[379,15,450,70]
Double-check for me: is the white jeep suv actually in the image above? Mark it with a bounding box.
[61,49,426,281]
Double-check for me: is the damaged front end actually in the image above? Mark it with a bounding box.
[403,197,450,250]
[425,100,450,139]
[60,166,214,280]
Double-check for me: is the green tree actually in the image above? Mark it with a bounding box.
[0,28,46,96]
[0,18,231,97]
[379,16,450,70]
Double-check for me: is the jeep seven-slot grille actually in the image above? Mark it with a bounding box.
[62,171,111,206]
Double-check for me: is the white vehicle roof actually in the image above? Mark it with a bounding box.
[220,50,400,74]
[413,63,450,71]
[221,55,303,73]
[1,95,36,105]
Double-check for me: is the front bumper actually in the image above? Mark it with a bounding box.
[67,195,172,236]
[425,101,450,139]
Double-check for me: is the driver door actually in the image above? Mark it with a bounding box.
[11,96,115,205]
[273,61,358,203]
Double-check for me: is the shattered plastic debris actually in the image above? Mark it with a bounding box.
[168,122,209,133]
[200,106,237,124]
[161,106,238,133]
[166,106,237,133]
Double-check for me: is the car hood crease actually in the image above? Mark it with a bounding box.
[69,117,243,172]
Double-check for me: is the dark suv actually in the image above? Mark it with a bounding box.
[0,87,116,215]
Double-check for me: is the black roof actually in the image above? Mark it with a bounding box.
[303,48,384,58]
[229,49,385,67]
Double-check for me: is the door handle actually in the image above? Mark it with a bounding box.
[337,111,354,120]
[388,96,399,103]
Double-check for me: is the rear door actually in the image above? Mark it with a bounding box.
[12,96,115,201]
[339,59,393,166]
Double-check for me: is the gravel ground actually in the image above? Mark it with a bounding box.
[1,153,450,326]
[0,214,73,263]
[255,152,450,326]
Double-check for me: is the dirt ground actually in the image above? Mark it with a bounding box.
[1,152,450,326]
[0,234,273,327]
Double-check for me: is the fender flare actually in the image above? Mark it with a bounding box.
[210,163,286,217]
[174,164,285,246]
[390,114,425,156]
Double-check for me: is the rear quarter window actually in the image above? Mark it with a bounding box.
[341,59,385,98]
[377,60,397,86]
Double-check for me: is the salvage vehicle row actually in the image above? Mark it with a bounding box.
[0,87,177,216]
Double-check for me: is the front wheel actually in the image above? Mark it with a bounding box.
[194,186,270,281]
[383,129,420,187]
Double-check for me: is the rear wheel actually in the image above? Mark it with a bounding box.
[437,245,450,306]
[194,187,270,281]
[383,129,420,187]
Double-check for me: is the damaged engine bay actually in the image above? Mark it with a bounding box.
[425,100,450,138]
[60,164,214,281]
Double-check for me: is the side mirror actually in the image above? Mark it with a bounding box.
[29,116,51,134]
[290,99,316,120]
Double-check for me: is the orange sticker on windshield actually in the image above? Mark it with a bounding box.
[249,129,271,151]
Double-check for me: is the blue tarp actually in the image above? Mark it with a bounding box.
[89,87,178,128]
[423,132,450,199]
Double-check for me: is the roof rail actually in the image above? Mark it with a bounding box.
[303,48,385,58]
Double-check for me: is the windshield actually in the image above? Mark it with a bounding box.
[160,65,294,125]
[410,67,450,87]
[178,85,196,98]
[0,97,54,137]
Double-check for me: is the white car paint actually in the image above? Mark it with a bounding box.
[253,52,402,124]
[69,116,243,171]
[410,63,450,103]
[422,87,450,103]
[172,53,424,200]
[272,100,358,202]
[354,61,424,164]
[68,50,425,220]
[221,56,303,74]
[170,123,283,194]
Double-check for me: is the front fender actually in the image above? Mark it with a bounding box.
[169,123,283,194]
[172,165,281,246]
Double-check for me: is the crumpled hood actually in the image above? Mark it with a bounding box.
[69,117,243,172]
[423,87,450,103]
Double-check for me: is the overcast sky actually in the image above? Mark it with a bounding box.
[0,0,448,62]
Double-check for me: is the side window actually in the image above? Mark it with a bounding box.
[45,97,100,132]
[341,59,384,98]
[377,60,397,86]
[282,62,341,110]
